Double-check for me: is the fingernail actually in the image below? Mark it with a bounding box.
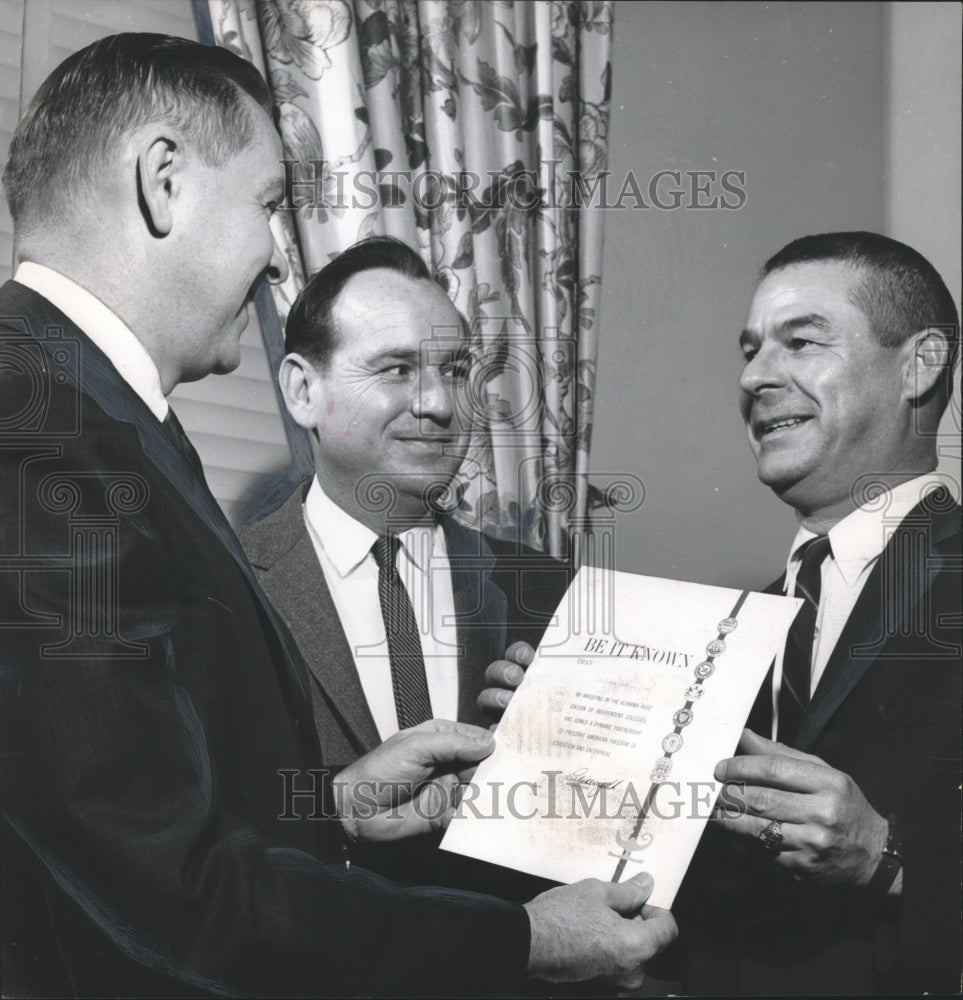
[497,690,511,706]
[507,666,523,684]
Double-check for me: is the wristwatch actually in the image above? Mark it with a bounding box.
[866,812,902,893]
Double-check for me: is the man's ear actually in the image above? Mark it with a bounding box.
[137,136,178,237]
[278,353,323,429]
[902,327,950,401]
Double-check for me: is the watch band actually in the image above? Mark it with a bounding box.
[866,812,902,894]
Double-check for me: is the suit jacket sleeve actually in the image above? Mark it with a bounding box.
[0,343,530,997]
[880,527,961,992]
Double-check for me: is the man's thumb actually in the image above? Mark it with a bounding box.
[608,872,654,915]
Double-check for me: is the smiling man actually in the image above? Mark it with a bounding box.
[241,238,571,819]
[0,37,675,998]
[677,231,962,995]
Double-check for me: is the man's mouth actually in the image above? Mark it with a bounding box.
[753,415,813,438]
[397,436,458,447]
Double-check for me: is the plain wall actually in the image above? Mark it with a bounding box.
[886,1,962,483]
[592,1,960,589]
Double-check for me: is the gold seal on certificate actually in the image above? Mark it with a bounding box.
[441,567,802,908]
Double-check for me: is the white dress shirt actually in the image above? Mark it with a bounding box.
[770,472,950,738]
[302,476,460,740]
[15,261,168,421]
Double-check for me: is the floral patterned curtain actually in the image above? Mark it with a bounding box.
[206,0,612,557]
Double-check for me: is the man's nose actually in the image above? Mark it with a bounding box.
[739,344,786,396]
[412,367,455,423]
[265,214,290,285]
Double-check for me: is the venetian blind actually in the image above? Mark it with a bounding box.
[0,0,295,525]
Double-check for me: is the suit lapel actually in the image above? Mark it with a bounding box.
[443,518,507,727]
[4,281,309,702]
[247,489,381,753]
[797,494,960,751]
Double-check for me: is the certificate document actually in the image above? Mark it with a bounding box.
[441,567,802,908]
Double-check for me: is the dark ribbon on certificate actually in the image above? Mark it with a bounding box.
[610,589,751,883]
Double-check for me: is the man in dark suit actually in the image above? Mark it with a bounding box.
[240,237,571,767]
[0,33,676,997]
[484,231,960,995]
[677,231,962,995]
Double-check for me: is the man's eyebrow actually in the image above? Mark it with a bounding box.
[775,314,833,336]
[257,176,285,201]
[367,347,421,366]
[426,342,474,366]
[740,314,833,344]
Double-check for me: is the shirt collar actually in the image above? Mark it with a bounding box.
[302,476,440,577]
[786,472,949,586]
[15,262,168,421]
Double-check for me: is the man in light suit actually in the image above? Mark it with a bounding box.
[241,237,571,768]
[676,231,962,995]
[0,33,676,997]
[240,237,571,891]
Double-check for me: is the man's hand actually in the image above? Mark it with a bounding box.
[477,640,535,723]
[336,721,494,843]
[713,729,889,888]
[524,873,677,991]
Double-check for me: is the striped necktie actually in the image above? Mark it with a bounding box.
[778,535,832,745]
[371,534,432,730]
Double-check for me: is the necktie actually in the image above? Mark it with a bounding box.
[163,408,205,474]
[371,535,433,730]
[778,535,832,745]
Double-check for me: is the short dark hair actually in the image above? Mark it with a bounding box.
[762,231,960,403]
[284,236,437,368]
[3,33,273,231]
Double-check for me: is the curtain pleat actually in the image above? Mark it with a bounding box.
[208,0,612,555]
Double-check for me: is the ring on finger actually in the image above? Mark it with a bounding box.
[758,819,783,852]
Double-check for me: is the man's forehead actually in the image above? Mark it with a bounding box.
[757,260,859,298]
[747,261,862,322]
[335,270,464,338]
[244,110,285,183]
[340,267,440,297]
